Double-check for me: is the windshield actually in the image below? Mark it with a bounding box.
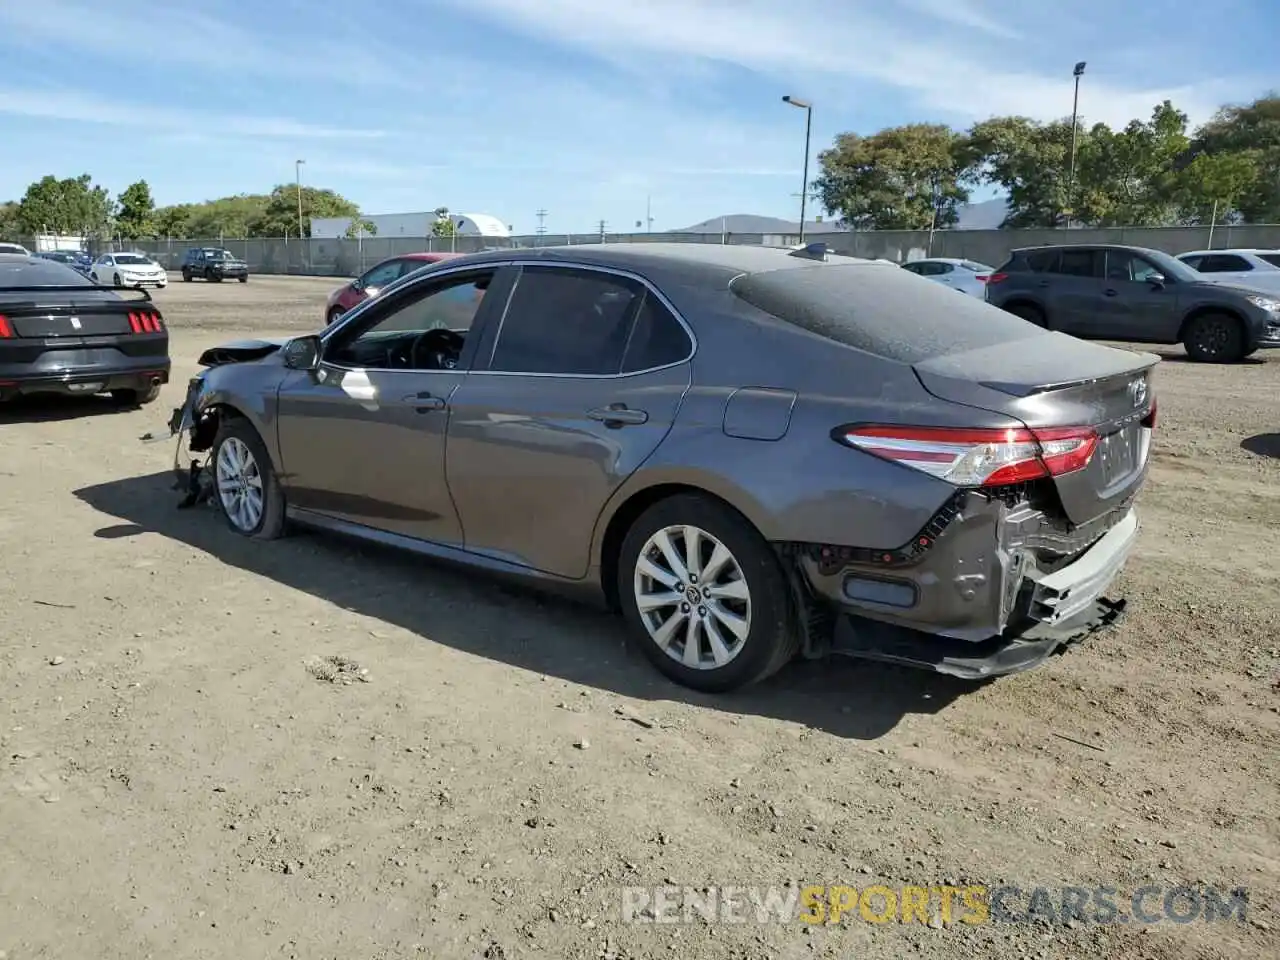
[205,249,235,260]
[0,258,93,287]
[0,243,28,254]
[115,254,152,265]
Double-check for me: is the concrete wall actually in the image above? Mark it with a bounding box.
[111,223,1280,278]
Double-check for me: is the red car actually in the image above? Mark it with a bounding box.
[324,252,461,324]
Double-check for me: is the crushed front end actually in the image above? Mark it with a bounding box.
[166,374,217,508]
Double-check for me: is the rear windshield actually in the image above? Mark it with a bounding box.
[960,261,992,272]
[0,258,93,287]
[730,263,1041,363]
[1260,254,1280,268]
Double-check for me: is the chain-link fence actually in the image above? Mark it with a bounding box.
[80,222,1280,278]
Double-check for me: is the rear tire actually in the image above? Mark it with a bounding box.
[209,419,286,540]
[111,383,161,406]
[238,275,248,283]
[1006,302,1046,327]
[617,494,800,693]
[1183,312,1245,363]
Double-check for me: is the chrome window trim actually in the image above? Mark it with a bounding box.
[317,257,698,381]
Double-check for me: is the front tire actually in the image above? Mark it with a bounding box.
[112,272,122,287]
[1183,312,1245,362]
[617,494,800,692]
[182,268,192,282]
[238,275,248,283]
[209,419,286,540]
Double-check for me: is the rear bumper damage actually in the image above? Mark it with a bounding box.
[789,487,1140,679]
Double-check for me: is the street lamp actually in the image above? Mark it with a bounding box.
[782,95,813,244]
[295,159,306,238]
[1066,62,1086,228]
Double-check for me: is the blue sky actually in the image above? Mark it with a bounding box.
[0,0,1275,234]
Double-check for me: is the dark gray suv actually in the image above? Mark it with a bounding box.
[984,243,1280,362]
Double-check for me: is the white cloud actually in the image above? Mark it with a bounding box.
[0,88,385,140]
[440,0,1239,130]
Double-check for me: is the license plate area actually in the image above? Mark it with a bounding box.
[1097,424,1139,487]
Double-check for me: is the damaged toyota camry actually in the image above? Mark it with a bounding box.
[163,242,1156,692]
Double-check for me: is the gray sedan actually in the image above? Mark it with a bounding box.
[166,243,1154,692]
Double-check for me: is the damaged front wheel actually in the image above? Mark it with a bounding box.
[210,420,286,539]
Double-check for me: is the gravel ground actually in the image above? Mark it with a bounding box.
[1,274,1277,960]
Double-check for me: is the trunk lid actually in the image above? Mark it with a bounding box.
[3,298,144,337]
[912,332,1158,525]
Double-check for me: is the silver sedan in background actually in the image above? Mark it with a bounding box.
[901,257,997,296]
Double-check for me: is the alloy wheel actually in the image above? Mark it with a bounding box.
[215,437,265,532]
[633,524,752,670]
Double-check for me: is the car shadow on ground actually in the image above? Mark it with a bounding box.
[1145,350,1267,365]
[74,471,976,740]
[0,394,144,424]
[1242,432,1280,459]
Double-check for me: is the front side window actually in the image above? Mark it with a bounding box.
[359,260,404,290]
[489,266,645,376]
[1106,252,1165,283]
[326,271,494,370]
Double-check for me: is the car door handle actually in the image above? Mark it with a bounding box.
[587,404,648,427]
[402,391,446,412]
[1036,280,1051,288]
[1104,288,1118,297]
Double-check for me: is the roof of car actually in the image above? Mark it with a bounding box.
[1009,242,1169,258]
[453,242,885,281]
[1179,248,1280,256]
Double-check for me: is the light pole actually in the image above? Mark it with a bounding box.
[782,95,813,244]
[295,159,306,238]
[1066,62,1086,228]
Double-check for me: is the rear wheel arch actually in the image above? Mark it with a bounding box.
[1002,298,1048,327]
[597,482,770,612]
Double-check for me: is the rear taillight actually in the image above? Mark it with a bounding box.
[128,310,164,333]
[836,424,1098,488]
[0,314,12,339]
[975,273,1008,284]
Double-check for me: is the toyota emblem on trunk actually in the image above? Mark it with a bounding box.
[1128,378,1147,408]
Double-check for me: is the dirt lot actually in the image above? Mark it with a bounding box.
[2,274,1277,960]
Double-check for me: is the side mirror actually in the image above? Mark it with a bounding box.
[1147,274,1166,288]
[282,335,322,371]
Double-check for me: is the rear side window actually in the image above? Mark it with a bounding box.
[730,263,1044,364]
[490,266,643,376]
[1199,254,1251,272]
[1259,254,1280,268]
[1180,255,1204,270]
[1006,249,1058,273]
[1058,249,1102,277]
[621,294,691,373]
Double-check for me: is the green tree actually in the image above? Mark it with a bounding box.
[813,124,972,229]
[1188,95,1280,223]
[0,200,21,238]
[431,207,456,238]
[966,116,1076,228]
[187,194,269,238]
[1074,101,1189,226]
[15,174,114,236]
[154,203,195,237]
[1173,152,1257,225]
[252,184,361,237]
[116,180,156,239]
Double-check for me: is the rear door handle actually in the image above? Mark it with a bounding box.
[402,391,446,412]
[1036,280,1051,288]
[587,404,648,427]
[1104,288,1118,297]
